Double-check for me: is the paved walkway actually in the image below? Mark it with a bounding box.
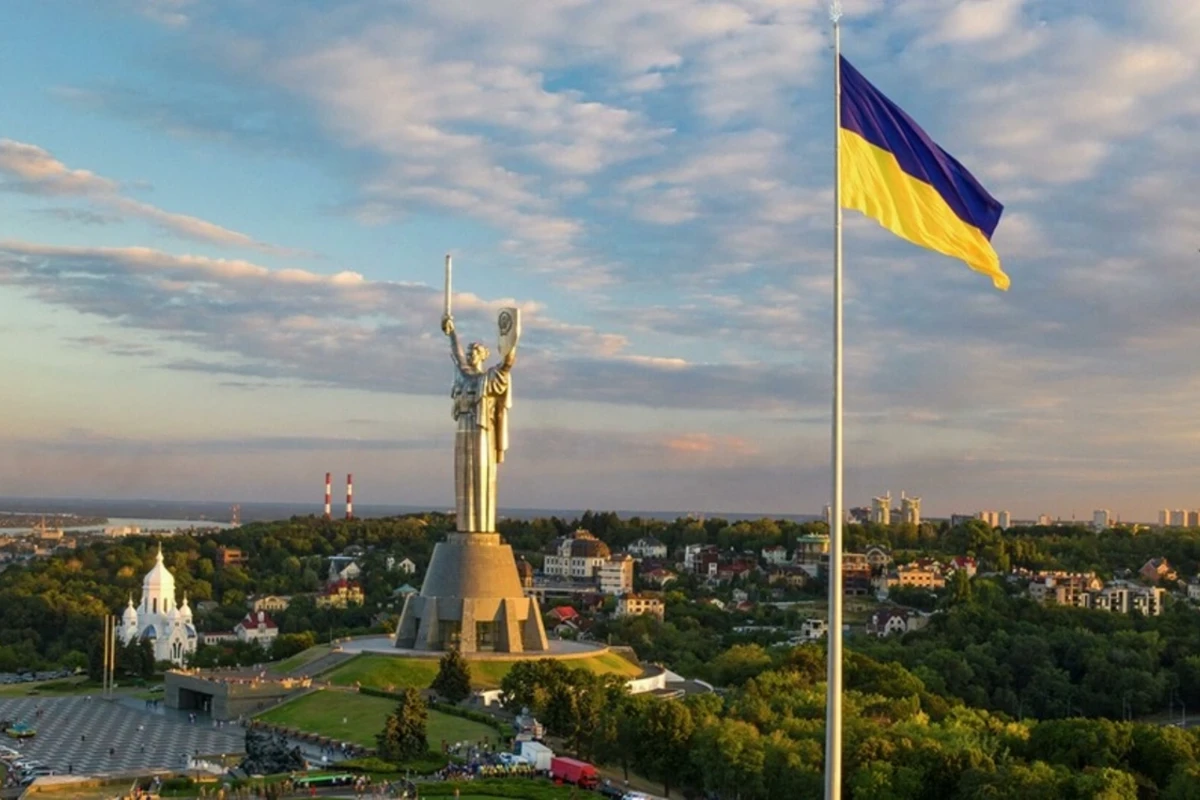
[0,697,244,774]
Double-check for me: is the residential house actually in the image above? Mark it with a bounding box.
[235,611,279,649]
[767,565,809,589]
[1028,572,1103,606]
[627,536,668,560]
[598,555,635,596]
[761,545,790,566]
[216,547,246,568]
[1083,584,1166,616]
[200,631,238,646]
[889,561,946,590]
[1140,558,1177,585]
[819,553,873,596]
[682,543,707,571]
[394,558,417,575]
[316,579,364,608]
[797,618,828,642]
[392,583,419,601]
[948,556,978,578]
[690,548,722,577]
[1188,578,1200,602]
[327,556,361,584]
[710,559,755,585]
[794,535,831,565]
[643,568,678,588]
[544,530,611,579]
[864,545,892,572]
[731,588,750,604]
[617,593,665,621]
[867,608,912,637]
[546,606,580,625]
[248,595,291,613]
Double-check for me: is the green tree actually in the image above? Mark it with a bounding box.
[629,697,695,797]
[691,718,765,799]
[376,688,428,762]
[430,648,472,704]
[270,632,316,662]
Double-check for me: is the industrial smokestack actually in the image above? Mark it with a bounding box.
[346,473,354,520]
[324,472,332,520]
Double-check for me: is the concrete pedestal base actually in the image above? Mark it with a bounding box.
[394,532,549,653]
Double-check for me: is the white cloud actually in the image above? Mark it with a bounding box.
[0,139,117,195]
[930,0,1026,44]
[0,139,293,254]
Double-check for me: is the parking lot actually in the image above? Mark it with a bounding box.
[0,697,244,778]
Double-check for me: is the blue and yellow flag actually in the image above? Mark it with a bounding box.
[839,56,1008,290]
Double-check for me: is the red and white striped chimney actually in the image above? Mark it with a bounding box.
[323,472,332,520]
[345,473,354,520]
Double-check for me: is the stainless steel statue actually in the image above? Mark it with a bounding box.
[441,254,520,533]
[393,255,546,653]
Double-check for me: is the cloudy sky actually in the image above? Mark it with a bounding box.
[0,0,1197,520]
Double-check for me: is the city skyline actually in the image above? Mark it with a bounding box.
[1,1,1198,520]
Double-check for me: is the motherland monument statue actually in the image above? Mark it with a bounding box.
[394,255,549,653]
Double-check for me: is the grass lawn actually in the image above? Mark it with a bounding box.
[271,644,332,675]
[257,690,497,749]
[328,656,440,690]
[328,651,643,691]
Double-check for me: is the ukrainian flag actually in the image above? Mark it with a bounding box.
[839,56,1009,290]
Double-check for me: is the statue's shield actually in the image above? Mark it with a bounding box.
[498,307,520,358]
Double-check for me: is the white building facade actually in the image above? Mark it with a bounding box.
[544,530,611,579]
[598,555,634,595]
[627,537,668,560]
[120,545,197,666]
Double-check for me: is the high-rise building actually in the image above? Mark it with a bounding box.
[1171,509,1187,527]
[871,493,892,525]
[998,511,1011,530]
[1160,509,1172,527]
[900,494,921,526]
[1189,511,1200,528]
[1093,509,1110,531]
[977,510,1000,528]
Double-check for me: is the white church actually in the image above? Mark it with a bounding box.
[120,544,198,665]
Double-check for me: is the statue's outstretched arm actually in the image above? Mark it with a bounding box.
[498,345,517,374]
[443,315,467,372]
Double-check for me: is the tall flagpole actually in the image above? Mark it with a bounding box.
[102,615,109,698]
[825,3,845,799]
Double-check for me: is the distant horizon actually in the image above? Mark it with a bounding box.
[0,495,1147,527]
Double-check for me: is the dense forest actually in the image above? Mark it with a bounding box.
[500,646,1200,799]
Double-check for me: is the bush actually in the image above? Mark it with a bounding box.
[418,779,576,799]
[341,751,451,775]
[160,778,195,791]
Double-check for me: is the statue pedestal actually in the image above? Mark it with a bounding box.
[394,531,548,653]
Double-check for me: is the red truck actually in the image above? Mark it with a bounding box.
[550,756,599,789]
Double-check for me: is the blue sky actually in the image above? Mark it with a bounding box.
[1,0,1197,520]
